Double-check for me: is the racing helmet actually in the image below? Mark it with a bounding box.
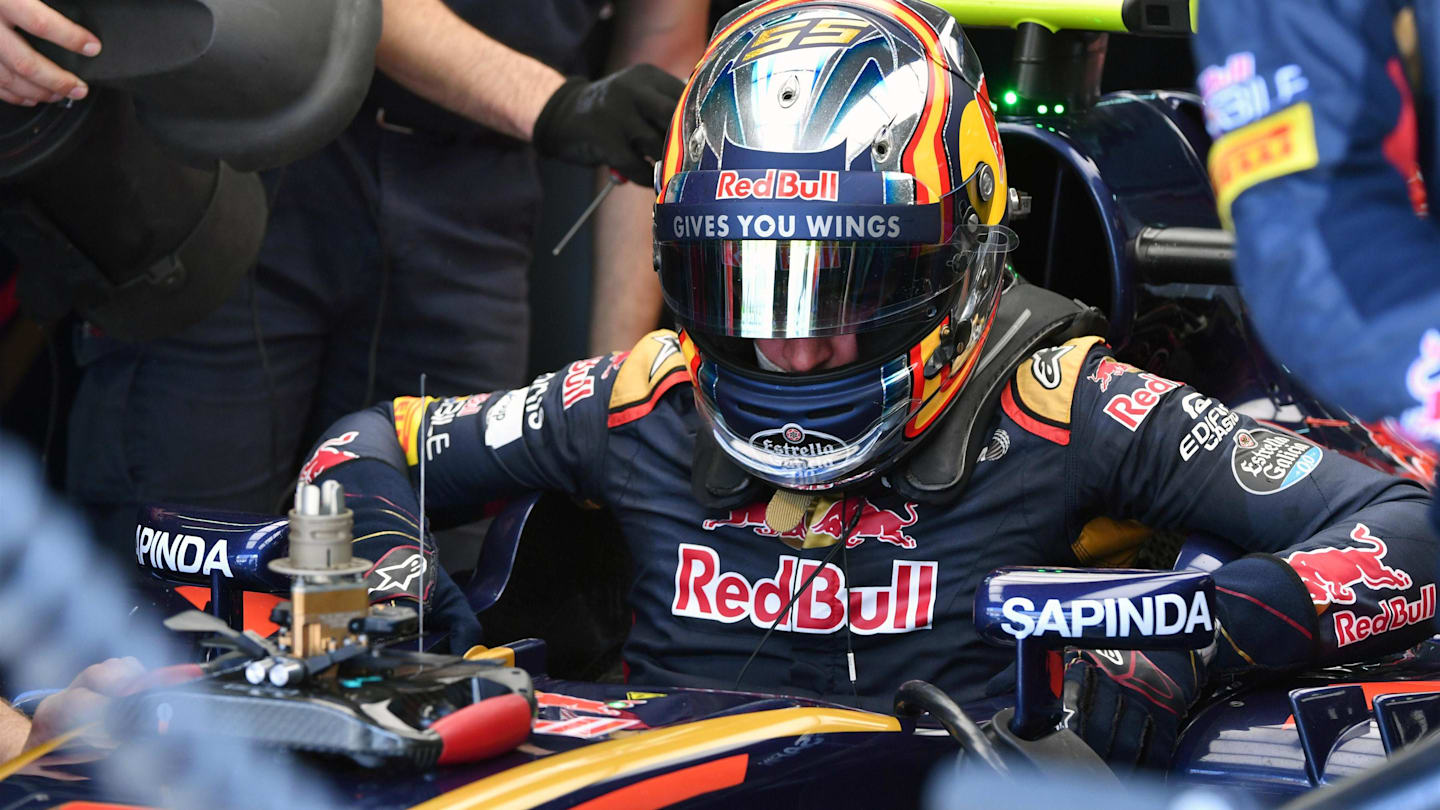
[656,0,1014,491]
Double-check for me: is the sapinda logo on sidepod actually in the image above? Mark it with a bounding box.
[135,526,234,578]
[999,592,1213,640]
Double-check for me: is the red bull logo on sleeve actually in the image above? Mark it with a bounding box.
[300,431,360,484]
[1087,357,1136,393]
[1332,584,1435,647]
[1285,524,1414,609]
[700,497,919,549]
[671,544,937,634]
[1102,372,1182,431]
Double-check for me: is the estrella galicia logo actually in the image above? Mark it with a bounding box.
[1231,427,1323,495]
[750,423,849,458]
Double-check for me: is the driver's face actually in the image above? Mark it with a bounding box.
[754,335,859,373]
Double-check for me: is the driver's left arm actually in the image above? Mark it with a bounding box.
[1057,342,1436,672]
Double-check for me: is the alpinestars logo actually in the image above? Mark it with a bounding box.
[672,544,936,634]
[1029,345,1074,390]
[373,553,427,592]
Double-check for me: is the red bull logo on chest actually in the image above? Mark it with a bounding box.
[1286,524,1413,608]
[700,497,919,549]
[672,544,937,634]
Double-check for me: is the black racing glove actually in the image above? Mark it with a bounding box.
[431,566,483,653]
[1062,647,1206,770]
[532,63,685,184]
[360,542,484,655]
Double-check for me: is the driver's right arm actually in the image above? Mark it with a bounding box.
[304,354,620,534]
[301,331,689,621]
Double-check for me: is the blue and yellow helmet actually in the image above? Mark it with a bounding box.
[657,0,1015,490]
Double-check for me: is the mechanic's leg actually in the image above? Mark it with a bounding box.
[307,131,541,578]
[374,134,538,398]
[65,276,324,558]
[66,149,378,560]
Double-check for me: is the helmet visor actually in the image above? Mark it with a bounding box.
[657,227,1014,339]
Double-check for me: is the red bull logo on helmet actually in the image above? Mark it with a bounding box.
[300,431,360,484]
[700,497,919,549]
[715,169,839,201]
[672,544,936,634]
[1286,524,1414,608]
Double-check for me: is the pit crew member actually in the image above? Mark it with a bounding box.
[1192,1,1440,443]
[313,0,1438,769]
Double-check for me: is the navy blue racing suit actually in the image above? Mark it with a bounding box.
[1193,0,1440,440]
[315,330,1436,704]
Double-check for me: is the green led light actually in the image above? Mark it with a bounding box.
[1003,90,1018,106]
[1054,104,1066,114]
[1036,104,1048,115]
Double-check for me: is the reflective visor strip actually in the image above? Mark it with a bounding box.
[739,241,853,336]
[658,240,954,339]
[659,0,953,200]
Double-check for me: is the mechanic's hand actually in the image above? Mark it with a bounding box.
[0,0,101,106]
[26,657,144,752]
[1062,648,1203,771]
[532,63,684,185]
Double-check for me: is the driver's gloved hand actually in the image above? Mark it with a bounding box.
[431,566,483,653]
[1062,648,1206,770]
[355,522,483,654]
[532,64,684,184]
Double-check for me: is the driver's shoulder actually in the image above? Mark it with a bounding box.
[1000,335,1110,445]
[605,329,693,429]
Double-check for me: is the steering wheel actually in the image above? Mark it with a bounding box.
[893,679,1010,775]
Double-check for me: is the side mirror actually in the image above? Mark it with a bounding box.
[975,567,1216,738]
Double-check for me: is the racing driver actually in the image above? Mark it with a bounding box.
[304,0,1438,769]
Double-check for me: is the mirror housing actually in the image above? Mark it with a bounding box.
[975,566,1216,739]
